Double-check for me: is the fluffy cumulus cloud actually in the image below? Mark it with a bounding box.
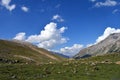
[59,44,84,57]
[96,27,120,44]
[13,22,84,57]
[95,0,118,7]
[52,14,64,22]
[21,6,29,12]
[13,22,68,49]
[13,32,26,41]
[0,0,16,11]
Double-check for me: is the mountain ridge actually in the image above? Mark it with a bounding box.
[0,39,65,64]
[74,33,120,59]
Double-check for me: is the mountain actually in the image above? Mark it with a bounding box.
[51,52,70,58]
[74,33,120,59]
[0,39,65,64]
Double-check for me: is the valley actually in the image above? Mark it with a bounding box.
[0,33,120,80]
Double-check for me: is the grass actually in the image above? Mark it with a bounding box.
[0,62,120,80]
[0,53,120,80]
[80,53,120,63]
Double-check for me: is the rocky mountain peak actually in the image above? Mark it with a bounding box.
[74,33,120,59]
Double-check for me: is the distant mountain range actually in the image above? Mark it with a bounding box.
[51,51,70,58]
[74,33,120,59]
[0,39,65,64]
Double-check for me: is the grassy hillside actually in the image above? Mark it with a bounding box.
[0,53,120,80]
[0,40,65,64]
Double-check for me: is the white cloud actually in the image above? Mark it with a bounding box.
[1,0,16,11]
[13,22,68,49]
[86,43,93,47]
[21,6,29,12]
[90,0,96,2]
[112,9,120,14]
[37,38,67,49]
[52,14,64,22]
[95,0,118,7]
[95,27,120,44]
[13,32,26,41]
[26,22,68,49]
[59,44,84,57]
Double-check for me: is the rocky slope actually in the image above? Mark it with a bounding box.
[74,33,120,59]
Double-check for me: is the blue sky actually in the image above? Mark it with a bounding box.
[0,0,120,56]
